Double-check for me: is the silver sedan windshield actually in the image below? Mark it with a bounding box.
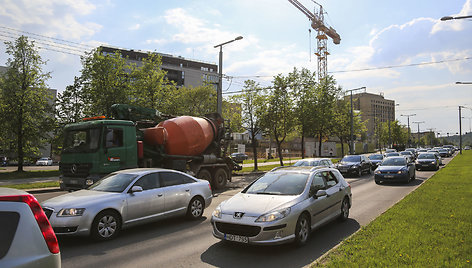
[244,172,308,195]
[89,173,137,192]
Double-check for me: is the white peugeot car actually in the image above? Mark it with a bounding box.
[211,166,352,246]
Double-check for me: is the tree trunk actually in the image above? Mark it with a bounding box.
[301,134,305,159]
[318,131,323,157]
[252,135,258,171]
[340,137,344,157]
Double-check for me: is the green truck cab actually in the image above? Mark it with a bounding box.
[59,119,138,190]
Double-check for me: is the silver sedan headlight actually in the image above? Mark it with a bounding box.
[255,207,291,222]
[57,208,85,217]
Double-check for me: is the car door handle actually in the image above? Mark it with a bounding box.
[185,189,190,192]
[157,194,163,197]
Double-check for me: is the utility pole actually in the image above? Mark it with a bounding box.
[459,106,463,154]
[401,114,416,148]
[412,121,425,147]
[345,87,366,155]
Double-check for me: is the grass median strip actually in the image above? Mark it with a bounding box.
[315,151,472,267]
[0,170,60,180]
[2,181,60,190]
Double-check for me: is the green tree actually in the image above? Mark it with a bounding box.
[332,98,366,156]
[80,48,132,117]
[260,74,295,166]
[290,68,317,158]
[230,80,265,170]
[129,52,176,112]
[0,36,54,171]
[170,84,217,116]
[312,76,343,156]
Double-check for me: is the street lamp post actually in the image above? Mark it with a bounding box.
[401,114,416,148]
[214,36,243,115]
[345,87,366,155]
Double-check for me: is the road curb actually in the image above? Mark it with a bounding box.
[27,187,62,194]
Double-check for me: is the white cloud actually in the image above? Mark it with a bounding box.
[129,24,141,31]
[0,0,101,40]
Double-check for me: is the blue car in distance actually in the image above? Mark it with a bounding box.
[374,156,416,184]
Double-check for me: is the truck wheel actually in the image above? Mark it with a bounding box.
[212,168,228,189]
[197,169,212,183]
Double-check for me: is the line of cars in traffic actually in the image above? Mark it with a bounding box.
[0,145,456,266]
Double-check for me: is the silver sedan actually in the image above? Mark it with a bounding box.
[42,168,212,240]
[211,166,352,246]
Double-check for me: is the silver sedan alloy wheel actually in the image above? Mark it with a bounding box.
[97,214,118,238]
[190,198,203,218]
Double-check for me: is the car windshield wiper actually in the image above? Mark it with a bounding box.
[255,192,283,195]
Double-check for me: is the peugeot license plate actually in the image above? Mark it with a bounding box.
[384,175,394,179]
[225,234,249,243]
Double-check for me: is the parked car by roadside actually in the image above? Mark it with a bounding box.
[230,153,248,163]
[368,154,384,169]
[42,168,212,241]
[0,156,7,167]
[415,153,440,171]
[36,157,53,166]
[336,155,372,177]
[374,156,416,184]
[211,166,352,246]
[293,158,334,168]
[0,188,61,268]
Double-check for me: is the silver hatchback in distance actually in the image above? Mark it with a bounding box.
[211,166,352,246]
[42,168,212,241]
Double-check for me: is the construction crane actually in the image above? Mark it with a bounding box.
[288,0,340,81]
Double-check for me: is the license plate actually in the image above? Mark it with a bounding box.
[69,179,78,184]
[384,175,394,179]
[225,234,249,243]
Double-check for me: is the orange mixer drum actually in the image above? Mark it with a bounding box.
[143,116,216,156]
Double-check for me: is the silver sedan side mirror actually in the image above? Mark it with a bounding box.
[130,186,143,193]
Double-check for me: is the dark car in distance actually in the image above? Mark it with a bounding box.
[415,153,440,171]
[336,155,372,177]
[374,156,415,184]
[230,153,248,163]
[368,154,384,169]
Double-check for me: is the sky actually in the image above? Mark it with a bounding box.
[0,0,471,136]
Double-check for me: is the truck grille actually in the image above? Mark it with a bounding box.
[60,163,92,177]
[215,222,261,237]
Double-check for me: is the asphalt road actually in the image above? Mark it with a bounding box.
[33,157,453,268]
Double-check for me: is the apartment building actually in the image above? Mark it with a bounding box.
[100,46,219,89]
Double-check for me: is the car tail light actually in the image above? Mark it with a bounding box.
[208,182,212,192]
[0,195,60,254]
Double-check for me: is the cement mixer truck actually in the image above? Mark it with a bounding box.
[58,104,240,191]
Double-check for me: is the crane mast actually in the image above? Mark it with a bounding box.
[288,0,340,81]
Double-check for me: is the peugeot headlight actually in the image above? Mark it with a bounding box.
[431,161,436,164]
[57,208,85,217]
[374,170,381,174]
[256,207,291,222]
[212,205,222,219]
